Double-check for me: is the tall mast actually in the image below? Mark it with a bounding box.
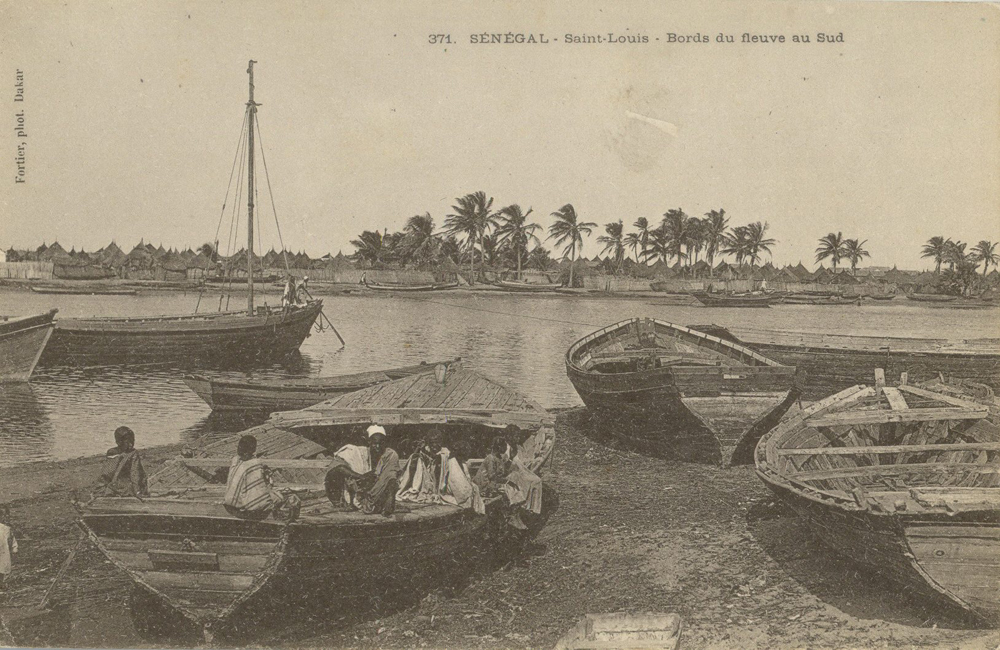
[246,60,258,315]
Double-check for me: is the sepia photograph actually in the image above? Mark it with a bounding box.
[0,1,998,647]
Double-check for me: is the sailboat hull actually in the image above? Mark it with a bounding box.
[40,301,322,366]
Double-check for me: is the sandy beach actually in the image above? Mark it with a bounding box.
[1,410,998,649]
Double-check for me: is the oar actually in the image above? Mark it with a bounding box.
[301,287,345,347]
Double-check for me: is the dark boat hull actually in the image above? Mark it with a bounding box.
[759,474,1000,624]
[690,291,777,307]
[363,280,458,292]
[495,280,563,292]
[40,301,322,366]
[0,310,57,382]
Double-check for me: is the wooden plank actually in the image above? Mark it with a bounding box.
[897,384,986,410]
[182,458,333,469]
[100,537,277,555]
[807,407,986,427]
[137,570,255,592]
[792,462,1000,481]
[882,387,908,411]
[148,550,220,571]
[779,442,1000,457]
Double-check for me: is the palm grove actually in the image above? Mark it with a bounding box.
[350,191,999,293]
[351,192,779,286]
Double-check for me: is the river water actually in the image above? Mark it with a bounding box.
[0,287,996,465]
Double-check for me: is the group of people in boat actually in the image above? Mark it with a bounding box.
[95,423,545,533]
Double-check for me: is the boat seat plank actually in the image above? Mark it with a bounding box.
[898,384,987,410]
[808,408,987,428]
[882,387,909,411]
[780,442,1000,456]
[792,462,1000,481]
[99,537,277,555]
[137,570,255,592]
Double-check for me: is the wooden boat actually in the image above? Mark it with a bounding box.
[362,278,459,292]
[183,358,461,412]
[495,279,564,292]
[781,294,860,306]
[78,366,555,642]
[690,291,779,308]
[756,372,1000,624]
[38,63,325,367]
[30,285,138,296]
[692,325,1000,396]
[565,318,800,466]
[907,293,957,303]
[649,281,689,294]
[0,310,57,382]
[866,294,896,301]
[555,613,682,650]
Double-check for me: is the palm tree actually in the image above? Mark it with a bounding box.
[842,238,870,275]
[744,221,776,266]
[646,226,671,265]
[686,217,705,265]
[702,209,729,276]
[444,191,495,284]
[526,245,554,271]
[661,208,690,266]
[402,213,438,266]
[944,240,968,272]
[548,204,597,288]
[350,230,385,266]
[633,217,652,262]
[623,232,641,263]
[815,232,846,272]
[495,204,541,280]
[597,220,626,274]
[921,236,948,274]
[973,240,998,277]
[722,225,749,266]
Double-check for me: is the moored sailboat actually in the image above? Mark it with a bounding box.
[0,310,57,382]
[40,61,324,367]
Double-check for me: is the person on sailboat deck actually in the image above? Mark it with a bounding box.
[296,276,310,306]
[224,435,299,520]
[99,426,148,498]
[281,276,297,308]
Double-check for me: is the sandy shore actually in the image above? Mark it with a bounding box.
[1,411,999,649]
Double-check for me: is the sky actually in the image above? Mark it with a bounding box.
[1,0,998,270]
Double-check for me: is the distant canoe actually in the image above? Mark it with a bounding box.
[30,286,137,296]
[907,293,957,303]
[649,282,689,295]
[0,310,57,382]
[183,358,461,413]
[494,279,564,292]
[690,291,779,307]
[363,278,459,292]
[781,294,860,306]
[756,375,1000,625]
[692,325,1000,395]
[866,294,896,301]
[566,318,800,466]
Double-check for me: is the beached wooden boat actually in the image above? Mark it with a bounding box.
[566,318,800,466]
[756,372,1000,624]
[907,293,957,303]
[690,291,779,307]
[866,294,897,301]
[363,278,459,292]
[183,358,460,412]
[781,294,860,306]
[29,285,138,296]
[78,366,556,642]
[555,613,682,650]
[0,310,57,382]
[693,325,1000,396]
[494,279,564,292]
[38,63,326,367]
[649,281,689,294]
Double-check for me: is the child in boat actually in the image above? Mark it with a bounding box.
[224,435,299,520]
[0,506,16,590]
[99,426,148,498]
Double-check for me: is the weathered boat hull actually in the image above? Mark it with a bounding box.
[691,325,1000,396]
[363,280,458,292]
[566,319,800,466]
[40,301,322,366]
[758,476,1000,624]
[0,310,57,382]
[183,359,458,413]
[495,280,563,292]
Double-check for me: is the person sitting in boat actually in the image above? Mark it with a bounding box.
[439,441,485,515]
[474,437,512,496]
[99,426,148,498]
[281,276,297,308]
[325,430,374,509]
[295,276,310,306]
[224,435,299,520]
[359,427,401,516]
[396,436,444,504]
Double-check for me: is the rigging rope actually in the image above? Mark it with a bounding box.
[214,110,250,251]
[254,115,291,274]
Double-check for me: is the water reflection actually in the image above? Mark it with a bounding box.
[0,384,54,463]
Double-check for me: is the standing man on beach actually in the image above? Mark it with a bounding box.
[0,506,17,590]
